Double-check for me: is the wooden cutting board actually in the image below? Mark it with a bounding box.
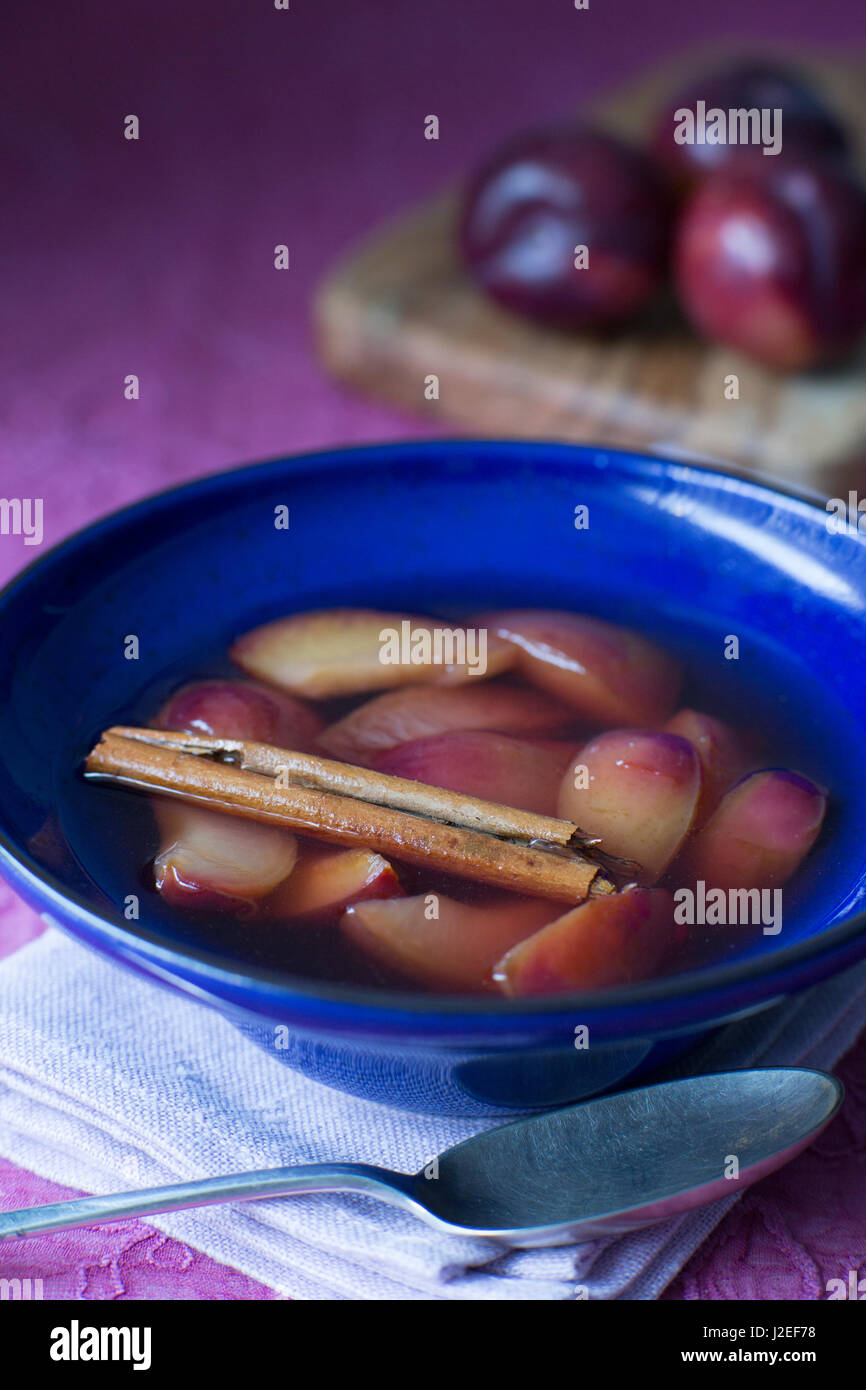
[314,47,866,494]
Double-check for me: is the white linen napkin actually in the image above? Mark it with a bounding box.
[0,925,864,1300]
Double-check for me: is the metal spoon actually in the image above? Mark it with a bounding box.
[0,1068,841,1248]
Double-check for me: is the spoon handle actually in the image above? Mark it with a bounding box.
[0,1163,414,1240]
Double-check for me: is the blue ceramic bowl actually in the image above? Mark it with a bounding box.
[2,441,866,1116]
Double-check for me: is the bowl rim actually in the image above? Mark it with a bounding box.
[1,437,865,1031]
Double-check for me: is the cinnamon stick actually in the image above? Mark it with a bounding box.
[85,729,613,904]
[110,725,582,848]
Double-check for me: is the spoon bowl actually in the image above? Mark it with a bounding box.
[413,1066,842,1244]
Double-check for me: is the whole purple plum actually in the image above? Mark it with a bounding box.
[460,127,670,329]
[673,161,866,370]
[653,61,850,187]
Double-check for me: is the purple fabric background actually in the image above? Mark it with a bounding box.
[1,0,864,1300]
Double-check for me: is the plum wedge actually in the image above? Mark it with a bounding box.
[153,800,298,913]
[157,678,324,750]
[495,887,677,996]
[479,609,681,725]
[558,729,701,882]
[340,893,560,992]
[264,845,403,922]
[231,608,514,699]
[664,708,753,823]
[373,732,578,817]
[151,678,307,912]
[672,769,827,893]
[318,681,574,766]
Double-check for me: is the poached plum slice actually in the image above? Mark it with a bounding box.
[340,893,560,992]
[558,729,701,882]
[373,732,578,817]
[479,609,681,726]
[672,769,826,893]
[494,887,677,996]
[664,708,753,823]
[151,678,308,911]
[264,845,403,922]
[152,801,298,914]
[231,608,513,699]
[318,681,574,766]
[157,678,324,750]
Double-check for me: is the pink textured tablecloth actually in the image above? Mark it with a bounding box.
[1,0,864,1300]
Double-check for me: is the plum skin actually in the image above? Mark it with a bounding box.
[460,126,671,329]
[673,161,866,370]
